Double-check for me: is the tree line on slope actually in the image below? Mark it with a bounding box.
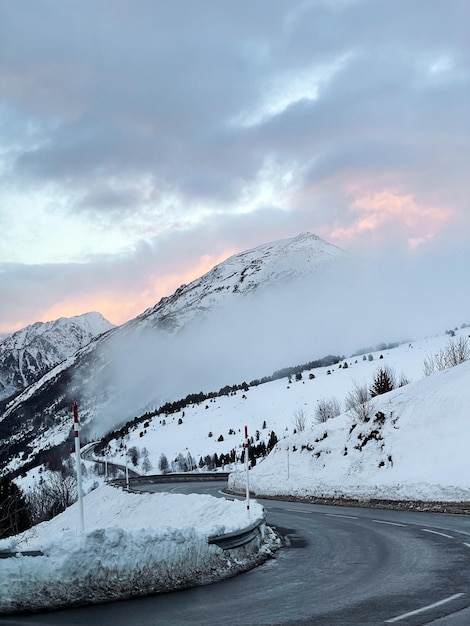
[93,354,342,456]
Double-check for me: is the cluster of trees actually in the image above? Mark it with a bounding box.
[158,450,232,473]
[157,431,279,474]
[0,477,30,539]
[251,354,342,387]
[314,364,410,426]
[94,353,344,456]
[27,472,77,526]
[313,336,469,428]
[0,461,79,540]
[351,341,403,357]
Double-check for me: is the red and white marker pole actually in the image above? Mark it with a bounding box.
[73,401,85,532]
[244,425,250,518]
[124,443,129,490]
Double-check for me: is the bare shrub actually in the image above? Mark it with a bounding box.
[398,372,411,387]
[445,336,470,366]
[344,382,375,423]
[424,336,470,376]
[315,397,341,423]
[292,408,308,432]
[26,472,77,525]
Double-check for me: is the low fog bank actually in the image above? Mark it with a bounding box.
[89,249,469,436]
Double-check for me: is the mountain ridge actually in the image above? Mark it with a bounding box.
[0,312,114,402]
[0,232,349,477]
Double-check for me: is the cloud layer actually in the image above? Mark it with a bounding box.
[1,0,469,333]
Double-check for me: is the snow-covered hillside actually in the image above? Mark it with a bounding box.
[229,355,470,503]
[90,327,470,503]
[0,312,113,401]
[0,232,351,476]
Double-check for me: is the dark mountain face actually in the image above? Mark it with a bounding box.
[0,233,348,477]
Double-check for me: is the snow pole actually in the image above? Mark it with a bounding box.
[287,445,290,480]
[244,425,250,518]
[72,402,85,532]
[124,444,129,490]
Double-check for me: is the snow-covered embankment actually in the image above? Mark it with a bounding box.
[0,485,279,614]
[229,360,470,504]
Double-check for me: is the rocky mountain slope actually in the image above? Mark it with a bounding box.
[0,233,349,477]
[0,312,114,401]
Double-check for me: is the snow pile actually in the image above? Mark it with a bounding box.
[229,359,470,503]
[0,485,275,614]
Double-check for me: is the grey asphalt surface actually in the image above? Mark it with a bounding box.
[2,481,470,625]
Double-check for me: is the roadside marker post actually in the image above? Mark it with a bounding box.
[125,444,129,490]
[244,425,250,518]
[72,401,85,533]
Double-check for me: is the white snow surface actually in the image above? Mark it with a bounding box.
[102,327,470,506]
[0,485,271,614]
[228,350,470,502]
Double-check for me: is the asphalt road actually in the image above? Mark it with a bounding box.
[3,481,470,625]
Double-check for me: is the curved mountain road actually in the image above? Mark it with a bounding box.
[4,481,470,625]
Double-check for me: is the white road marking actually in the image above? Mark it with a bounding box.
[463,542,470,549]
[422,528,454,539]
[325,513,358,519]
[372,519,407,527]
[385,592,465,623]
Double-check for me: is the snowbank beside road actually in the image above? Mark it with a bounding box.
[229,360,470,504]
[0,485,276,614]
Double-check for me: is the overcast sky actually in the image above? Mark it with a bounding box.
[1,0,469,334]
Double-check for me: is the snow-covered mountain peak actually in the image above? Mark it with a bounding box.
[0,312,114,400]
[217,231,344,279]
[137,232,346,330]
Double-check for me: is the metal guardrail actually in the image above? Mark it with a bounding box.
[0,550,44,559]
[109,472,230,487]
[0,475,265,559]
[208,512,267,550]
[111,472,267,551]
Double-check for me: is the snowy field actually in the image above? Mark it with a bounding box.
[97,327,470,503]
[0,485,276,614]
[229,353,470,503]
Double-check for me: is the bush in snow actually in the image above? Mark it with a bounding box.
[315,397,341,423]
[26,472,77,526]
[370,365,396,397]
[292,408,308,432]
[344,381,375,423]
[424,336,470,376]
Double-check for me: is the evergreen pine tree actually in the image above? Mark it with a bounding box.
[370,366,396,397]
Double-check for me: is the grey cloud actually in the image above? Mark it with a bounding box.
[0,0,469,335]
[4,0,468,219]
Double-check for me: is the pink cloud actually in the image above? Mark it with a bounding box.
[36,250,236,330]
[328,188,453,250]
